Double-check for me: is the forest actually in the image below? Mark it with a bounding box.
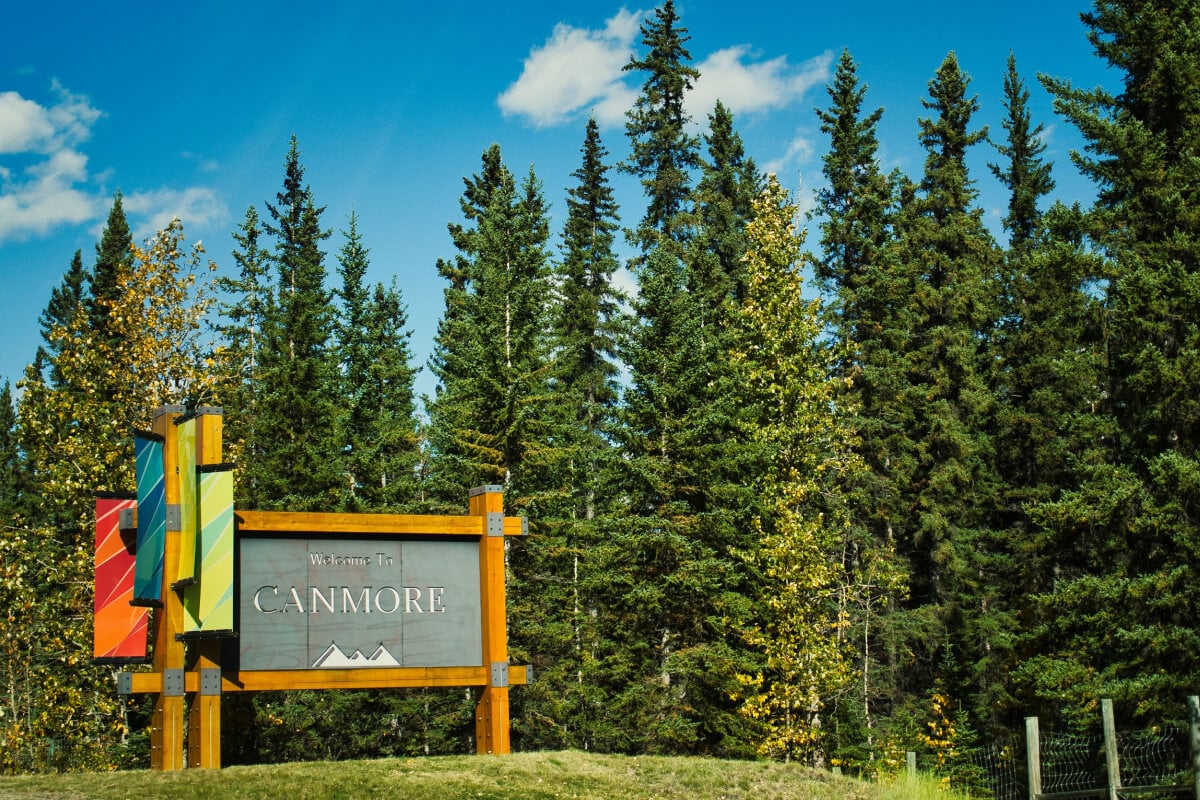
[2,0,1198,780]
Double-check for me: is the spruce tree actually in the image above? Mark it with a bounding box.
[1026,0,1200,724]
[509,118,626,752]
[35,249,89,387]
[333,213,420,512]
[812,49,913,762]
[247,135,340,511]
[691,100,759,310]
[622,0,701,252]
[426,145,510,510]
[977,54,1075,733]
[89,190,133,345]
[989,53,1055,254]
[892,52,1002,719]
[215,205,272,482]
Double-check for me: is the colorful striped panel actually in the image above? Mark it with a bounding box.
[93,494,150,662]
[175,416,198,588]
[185,464,235,636]
[132,432,166,606]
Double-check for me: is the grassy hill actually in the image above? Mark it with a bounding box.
[0,750,946,800]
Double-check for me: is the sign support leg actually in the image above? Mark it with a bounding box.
[187,409,224,768]
[149,406,186,771]
[470,485,510,754]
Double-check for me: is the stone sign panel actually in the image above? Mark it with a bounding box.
[238,536,483,671]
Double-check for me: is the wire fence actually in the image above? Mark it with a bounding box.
[924,699,1196,800]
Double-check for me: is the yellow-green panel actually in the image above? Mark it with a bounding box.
[175,417,198,588]
[196,465,235,635]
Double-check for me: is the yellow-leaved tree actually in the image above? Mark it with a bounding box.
[4,219,220,771]
[732,176,864,765]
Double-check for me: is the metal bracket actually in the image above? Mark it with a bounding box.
[163,668,185,697]
[524,664,533,684]
[118,507,136,531]
[165,504,182,532]
[487,512,504,537]
[490,662,509,688]
[469,485,504,497]
[200,668,222,696]
[521,517,529,536]
[116,672,133,696]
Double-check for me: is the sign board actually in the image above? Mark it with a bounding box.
[104,406,529,770]
[238,536,482,670]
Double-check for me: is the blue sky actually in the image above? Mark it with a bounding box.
[1,1,1115,401]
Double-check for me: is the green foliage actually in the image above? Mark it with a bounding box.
[1026,0,1200,725]
[213,204,272,478]
[246,135,342,511]
[426,146,554,512]
[622,0,701,251]
[12,0,1200,772]
[333,213,421,512]
[812,50,912,763]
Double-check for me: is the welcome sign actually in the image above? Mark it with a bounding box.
[239,536,483,671]
[106,407,528,769]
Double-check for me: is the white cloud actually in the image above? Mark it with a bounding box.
[688,48,833,121]
[0,145,98,241]
[123,187,229,240]
[0,81,101,155]
[498,9,643,128]
[0,83,105,242]
[0,82,227,244]
[764,131,817,177]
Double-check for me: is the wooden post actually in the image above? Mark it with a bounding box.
[149,405,186,771]
[470,485,510,754]
[1187,695,1199,800]
[1102,699,1121,800]
[906,751,917,780]
[1026,716,1042,800]
[187,408,223,768]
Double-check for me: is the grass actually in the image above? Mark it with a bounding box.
[0,750,958,800]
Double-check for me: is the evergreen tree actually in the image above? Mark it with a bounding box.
[509,118,626,752]
[0,383,21,525]
[35,250,89,386]
[426,145,510,510]
[247,136,340,511]
[892,52,1001,720]
[426,148,554,513]
[813,49,911,762]
[622,0,701,252]
[989,53,1055,253]
[979,54,1077,733]
[214,205,272,480]
[89,190,133,345]
[1026,0,1200,724]
[333,213,421,511]
[690,100,759,311]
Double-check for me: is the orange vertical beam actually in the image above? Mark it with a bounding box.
[469,485,510,754]
[187,407,223,768]
[149,405,186,771]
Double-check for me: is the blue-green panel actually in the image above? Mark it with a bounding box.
[132,432,166,605]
